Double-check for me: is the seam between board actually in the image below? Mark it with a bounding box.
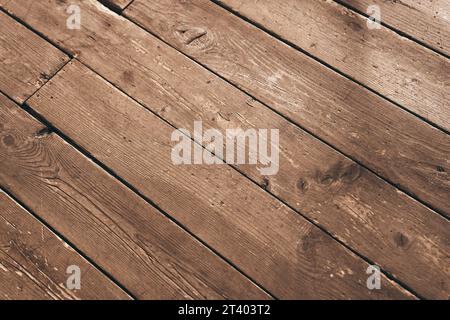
[0,184,136,300]
[208,0,450,136]
[333,0,450,59]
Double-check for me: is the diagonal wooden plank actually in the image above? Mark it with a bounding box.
[101,0,134,10]
[338,0,450,55]
[0,11,69,103]
[124,0,450,218]
[0,92,267,300]
[0,190,130,300]
[215,0,450,131]
[28,60,414,299]
[2,0,447,298]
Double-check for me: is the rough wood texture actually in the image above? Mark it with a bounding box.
[0,190,130,300]
[0,11,68,103]
[103,0,133,10]
[124,0,450,217]
[28,60,414,299]
[216,0,450,131]
[0,92,267,300]
[339,0,450,55]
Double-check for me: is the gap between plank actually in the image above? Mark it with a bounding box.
[0,7,74,58]
[0,54,137,298]
[333,0,450,60]
[0,184,137,300]
[208,0,450,136]
[96,0,135,13]
[0,3,427,298]
[96,0,121,14]
[122,0,136,12]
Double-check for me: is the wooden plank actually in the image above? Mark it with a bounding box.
[102,0,134,10]
[215,0,450,131]
[339,0,450,55]
[124,0,450,217]
[2,0,446,298]
[0,93,267,300]
[0,12,68,103]
[0,190,130,300]
[29,60,414,300]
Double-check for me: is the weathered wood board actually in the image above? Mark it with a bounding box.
[102,0,133,10]
[216,0,450,131]
[0,190,130,300]
[339,0,450,54]
[0,11,68,103]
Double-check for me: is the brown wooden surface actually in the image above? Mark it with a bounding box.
[0,11,68,103]
[124,0,450,217]
[103,0,133,10]
[0,92,267,300]
[339,0,450,55]
[0,190,130,300]
[27,60,414,299]
[0,0,447,300]
[216,0,450,131]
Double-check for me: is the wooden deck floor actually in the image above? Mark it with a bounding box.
[0,0,448,300]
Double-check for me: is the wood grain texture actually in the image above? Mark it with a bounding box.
[0,190,129,300]
[339,0,450,55]
[0,93,267,300]
[125,0,450,217]
[216,0,450,131]
[1,0,446,298]
[0,11,68,103]
[103,0,134,10]
[28,60,414,299]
